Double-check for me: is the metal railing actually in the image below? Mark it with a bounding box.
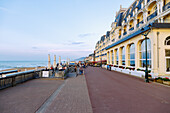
[163,2,170,11]
[129,27,134,31]
[163,19,170,23]
[0,69,44,90]
[136,20,143,28]
[147,11,157,21]
[0,70,18,78]
[123,32,127,35]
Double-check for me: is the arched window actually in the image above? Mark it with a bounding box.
[112,50,114,64]
[128,43,135,66]
[116,49,119,65]
[121,47,125,65]
[139,39,151,68]
[165,36,170,45]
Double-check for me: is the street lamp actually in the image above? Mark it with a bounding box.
[141,24,151,83]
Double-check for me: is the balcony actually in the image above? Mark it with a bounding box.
[147,11,157,21]
[123,32,127,35]
[129,27,134,31]
[136,20,143,28]
[163,2,170,11]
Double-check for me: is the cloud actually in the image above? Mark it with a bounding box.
[71,42,84,45]
[78,33,95,38]
[32,47,38,49]
[48,49,92,52]
[0,7,9,12]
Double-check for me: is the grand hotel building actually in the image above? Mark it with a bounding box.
[94,0,170,77]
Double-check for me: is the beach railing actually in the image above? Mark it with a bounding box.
[0,69,44,90]
[0,70,18,78]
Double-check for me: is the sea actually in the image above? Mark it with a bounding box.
[0,61,48,71]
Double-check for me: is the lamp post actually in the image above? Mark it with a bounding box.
[141,24,151,83]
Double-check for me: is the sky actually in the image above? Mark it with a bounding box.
[0,0,133,61]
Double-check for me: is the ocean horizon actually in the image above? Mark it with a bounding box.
[0,61,48,71]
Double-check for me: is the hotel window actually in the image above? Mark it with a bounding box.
[165,36,170,45]
[165,50,170,72]
[116,49,119,65]
[112,50,114,64]
[128,43,135,66]
[121,47,125,65]
[139,39,151,68]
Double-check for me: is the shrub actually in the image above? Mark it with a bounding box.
[137,68,141,71]
[155,77,163,80]
[162,77,170,81]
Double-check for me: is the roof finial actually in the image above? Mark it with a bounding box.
[120,5,122,9]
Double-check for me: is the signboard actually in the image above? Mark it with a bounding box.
[42,71,49,77]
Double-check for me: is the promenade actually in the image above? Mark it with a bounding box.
[1,67,170,113]
[85,67,170,113]
[0,72,92,113]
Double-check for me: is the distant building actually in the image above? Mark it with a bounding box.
[94,0,170,77]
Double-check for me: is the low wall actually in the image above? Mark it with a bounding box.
[0,69,44,90]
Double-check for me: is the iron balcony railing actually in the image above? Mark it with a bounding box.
[129,27,134,31]
[123,32,127,35]
[136,20,143,28]
[147,11,157,21]
[163,2,170,11]
[163,19,170,23]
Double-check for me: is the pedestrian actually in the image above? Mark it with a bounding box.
[79,65,83,75]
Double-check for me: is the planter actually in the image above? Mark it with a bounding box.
[163,81,170,86]
[156,79,163,84]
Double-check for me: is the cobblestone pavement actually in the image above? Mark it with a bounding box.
[85,67,170,113]
[0,79,64,113]
[44,74,93,113]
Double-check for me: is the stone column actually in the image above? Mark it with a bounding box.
[160,0,163,13]
[135,42,139,70]
[114,49,116,65]
[118,48,122,66]
[110,50,113,64]
[107,52,109,64]
[59,56,61,65]
[150,33,158,74]
[48,54,51,69]
[53,55,56,68]
[134,17,137,30]
[125,45,129,67]
[157,2,160,16]
[144,0,147,5]
[143,9,148,24]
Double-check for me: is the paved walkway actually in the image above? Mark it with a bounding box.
[0,72,92,113]
[42,74,92,113]
[0,79,64,113]
[85,67,170,113]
